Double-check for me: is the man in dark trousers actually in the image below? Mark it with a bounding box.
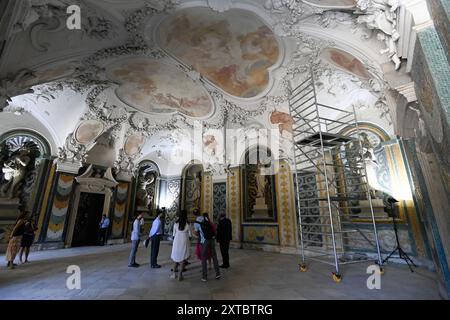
[149,209,164,268]
[216,213,232,268]
[98,214,110,246]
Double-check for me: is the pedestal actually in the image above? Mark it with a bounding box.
[252,197,269,218]
[0,197,21,220]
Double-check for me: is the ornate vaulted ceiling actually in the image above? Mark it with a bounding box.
[0,0,418,177]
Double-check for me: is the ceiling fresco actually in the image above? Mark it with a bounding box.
[157,7,280,99]
[105,57,214,118]
[75,120,104,145]
[124,134,145,156]
[23,63,78,88]
[320,48,371,80]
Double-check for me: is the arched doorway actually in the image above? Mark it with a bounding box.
[180,162,204,219]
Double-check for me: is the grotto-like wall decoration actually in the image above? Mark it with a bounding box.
[242,147,277,222]
[0,130,51,251]
[44,173,75,242]
[111,182,129,239]
[181,163,203,218]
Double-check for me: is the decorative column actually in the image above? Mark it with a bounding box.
[38,160,80,249]
[201,172,213,215]
[274,160,298,253]
[226,167,241,247]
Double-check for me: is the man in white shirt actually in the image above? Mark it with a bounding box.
[128,213,144,268]
[149,209,164,268]
[98,214,110,246]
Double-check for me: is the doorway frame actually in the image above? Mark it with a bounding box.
[65,166,118,247]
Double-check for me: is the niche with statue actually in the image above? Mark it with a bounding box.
[0,133,49,210]
[135,161,160,216]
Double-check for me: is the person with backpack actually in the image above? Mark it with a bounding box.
[194,214,216,270]
[194,212,221,282]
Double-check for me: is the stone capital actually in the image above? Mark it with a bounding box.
[54,159,83,174]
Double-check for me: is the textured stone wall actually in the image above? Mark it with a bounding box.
[411,26,450,194]
[429,0,450,62]
[410,8,450,297]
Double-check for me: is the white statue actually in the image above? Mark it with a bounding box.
[1,148,31,199]
[137,172,156,208]
[255,164,267,198]
[355,0,401,70]
[377,32,401,70]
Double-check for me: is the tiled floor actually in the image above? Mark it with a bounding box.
[0,243,442,299]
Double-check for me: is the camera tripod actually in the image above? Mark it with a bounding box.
[382,199,417,272]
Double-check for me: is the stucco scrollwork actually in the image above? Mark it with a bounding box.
[57,132,87,163]
[114,148,138,176]
[125,1,177,47]
[0,70,36,112]
[354,0,401,70]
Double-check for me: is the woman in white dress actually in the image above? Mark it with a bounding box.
[170,211,191,281]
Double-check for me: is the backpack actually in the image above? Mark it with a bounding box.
[196,217,215,240]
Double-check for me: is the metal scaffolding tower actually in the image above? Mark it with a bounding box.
[289,68,383,282]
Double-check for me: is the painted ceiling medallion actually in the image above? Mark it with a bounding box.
[105,57,214,118]
[75,120,104,145]
[320,48,371,80]
[157,8,280,98]
[124,134,145,156]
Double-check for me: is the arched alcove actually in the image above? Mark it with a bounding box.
[134,160,161,218]
[242,145,277,222]
[0,129,52,217]
[180,161,204,218]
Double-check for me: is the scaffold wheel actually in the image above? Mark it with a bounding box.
[332,272,342,283]
[299,264,307,272]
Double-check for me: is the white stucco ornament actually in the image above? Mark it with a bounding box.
[355,0,401,70]
[207,0,233,12]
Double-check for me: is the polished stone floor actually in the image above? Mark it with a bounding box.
[0,243,441,300]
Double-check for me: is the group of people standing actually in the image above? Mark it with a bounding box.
[128,208,232,282]
[5,210,38,269]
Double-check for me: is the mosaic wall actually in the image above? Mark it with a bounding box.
[213,182,226,223]
[242,225,279,245]
[44,173,75,242]
[158,177,181,235]
[412,25,450,196]
[111,182,129,239]
[296,172,322,247]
